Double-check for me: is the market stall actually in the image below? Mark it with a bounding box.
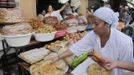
[1,0,134,75]
[0,2,91,74]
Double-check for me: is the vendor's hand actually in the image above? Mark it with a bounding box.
[89,50,106,64]
[103,59,119,70]
[65,41,74,48]
[50,56,60,62]
[65,2,69,5]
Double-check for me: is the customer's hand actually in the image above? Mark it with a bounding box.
[103,59,119,70]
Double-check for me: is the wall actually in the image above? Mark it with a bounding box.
[80,0,88,15]
[20,0,37,21]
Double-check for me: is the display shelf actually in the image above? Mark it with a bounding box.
[0,22,20,25]
[0,5,16,8]
[18,61,73,75]
[1,35,64,75]
[18,62,30,72]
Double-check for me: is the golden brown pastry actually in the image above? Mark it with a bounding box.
[87,64,110,75]
[30,60,65,75]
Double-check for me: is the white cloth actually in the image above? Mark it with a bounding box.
[93,7,119,28]
[71,0,80,10]
[45,10,63,21]
[58,0,69,4]
[69,27,134,75]
[77,16,87,24]
[71,58,95,75]
[71,58,116,75]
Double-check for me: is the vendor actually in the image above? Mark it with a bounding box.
[70,0,81,13]
[117,19,125,31]
[38,10,46,21]
[51,7,134,75]
[45,2,68,22]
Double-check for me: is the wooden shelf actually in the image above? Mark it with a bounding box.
[18,62,30,71]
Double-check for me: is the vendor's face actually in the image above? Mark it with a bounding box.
[48,5,53,12]
[92,16,110,36]
[42,10,46,15]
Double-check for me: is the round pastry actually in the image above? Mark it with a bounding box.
[30,60,65,75]
[87,64,111,75]
[40,60,62,75]
[30,60,45,75]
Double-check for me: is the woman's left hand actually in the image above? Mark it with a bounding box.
[103,59,119,70]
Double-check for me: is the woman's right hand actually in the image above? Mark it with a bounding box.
[50,55,60,62]
[103,59,119,70]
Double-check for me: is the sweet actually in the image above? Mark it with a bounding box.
[28,18,44,29]
[0,8,23,23]
[43,16,58,26]
[2,22,33,35]
[87,64,110,75]
[36,25,55,33]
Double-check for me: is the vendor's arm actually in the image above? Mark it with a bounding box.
[104,36,134,71]
[104,59,134,71]
[117,61,134,71]
[59,2,68,12]
[53,49,74,62]
[53,31,94,62]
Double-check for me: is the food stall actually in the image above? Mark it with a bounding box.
[0,0,134,75]
[0,0,91,75]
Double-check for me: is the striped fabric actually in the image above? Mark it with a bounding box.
[0,0,16,8]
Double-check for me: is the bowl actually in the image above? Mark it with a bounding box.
[1,32,33,47]
[77,26,86,31]
[59,0,69,4]
[34,31,56,42]
[67,26,77,33]
[55,30,67,38]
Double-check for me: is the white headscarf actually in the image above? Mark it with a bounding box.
[93,7,119,28]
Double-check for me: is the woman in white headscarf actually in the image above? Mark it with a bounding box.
[51,7,134,75]
[45,2,68,22]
